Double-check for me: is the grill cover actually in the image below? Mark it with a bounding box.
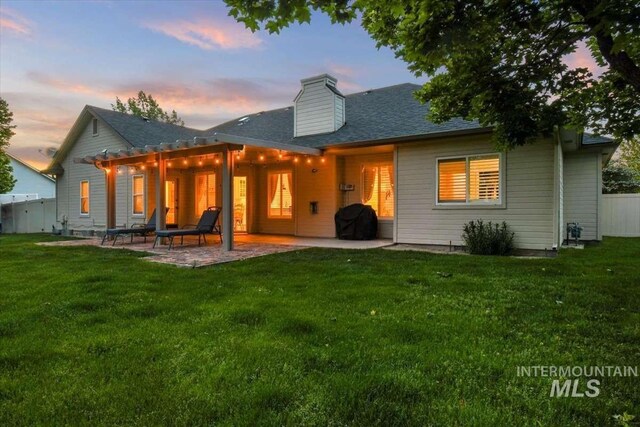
[334,203,378,240]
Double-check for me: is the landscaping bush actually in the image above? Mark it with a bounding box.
[462,220,515,255]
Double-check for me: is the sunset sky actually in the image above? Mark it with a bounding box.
[1,1,602,170]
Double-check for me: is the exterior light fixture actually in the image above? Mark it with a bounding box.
[198,159,203,166]
[320,157,326,163]
[141,165,146,170]
[183,159,188,165]
[278,151,283,159]
[215,158,220,165]
[306,157,312,164]
[167,161,173,167]
[259,154,265,161]
[294,157,299,163]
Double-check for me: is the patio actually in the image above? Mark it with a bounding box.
[39,234,393,268]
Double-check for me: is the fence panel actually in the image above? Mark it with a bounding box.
[602,194,640,237]
[0,198,57,233]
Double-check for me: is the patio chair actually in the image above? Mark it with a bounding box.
[153,207,222,250]
[101,208,166,246]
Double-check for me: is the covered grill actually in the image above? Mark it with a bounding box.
[334,203,378,240]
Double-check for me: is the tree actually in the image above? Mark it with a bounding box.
[619,137,640,174]
[0,97,16,193]
[112,91,184,126]
[225,0,640,149]
[602,161,640,194]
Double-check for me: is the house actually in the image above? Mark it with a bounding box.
[1,153,56,203]
[44,74,618,250]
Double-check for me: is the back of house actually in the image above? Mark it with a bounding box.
[45,74,618,251]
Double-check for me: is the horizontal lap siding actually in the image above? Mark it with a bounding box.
[397,136,556,250]
[295,81,336,136]
[563,153,599,240]
[295,155,339,237]
[59,119,128,231]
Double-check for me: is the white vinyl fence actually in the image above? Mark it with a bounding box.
[602,194,640,237]
[0,198,57,234]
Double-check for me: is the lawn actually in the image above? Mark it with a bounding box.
[0,235,638,426]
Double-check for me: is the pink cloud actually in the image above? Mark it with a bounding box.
[563,41,606,77]
[143,18,262,50]
[0,7,33,36]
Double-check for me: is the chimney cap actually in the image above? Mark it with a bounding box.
[300,73,338,85]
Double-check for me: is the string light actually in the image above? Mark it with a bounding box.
[320,157,326,163]
[141,165,146,170]
[105,168,111,174]
[259,154,265,161]
[293,157,299,163]
[278,151,283,159]
[215,158,220,165]
[198,159,203,166]
[183,159,188,165]
[117,166,123,175]
[167,161,173,167]
[153,161,158,167]
[306,157,312,164]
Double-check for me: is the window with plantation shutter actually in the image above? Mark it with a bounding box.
[437,154,502,205]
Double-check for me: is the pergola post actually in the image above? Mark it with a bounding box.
[155,154,167,232]
[222,145,234,251]
[105,163,116,230]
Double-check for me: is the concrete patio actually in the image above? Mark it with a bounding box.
[39,234,393,268]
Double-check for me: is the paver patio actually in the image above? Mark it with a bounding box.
[38,234,392,267]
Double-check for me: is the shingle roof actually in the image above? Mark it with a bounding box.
[88,106,206,148]
[209,83,483,148]
[88,83,484,150]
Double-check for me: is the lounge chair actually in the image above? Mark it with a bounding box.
[153,207,222,250]
[101,208,165,246]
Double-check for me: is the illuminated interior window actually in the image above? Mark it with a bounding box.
[438,154,501,204]
[195,173,216,215]
[80,180,90,214]
[132,175,144,215]
[362,163,394,218]
[268,171,292,218]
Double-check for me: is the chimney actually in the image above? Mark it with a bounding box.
[294,74,345,137]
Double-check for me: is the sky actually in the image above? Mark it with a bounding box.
[1,1,602,170]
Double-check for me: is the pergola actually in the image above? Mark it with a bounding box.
[75,132,321,251]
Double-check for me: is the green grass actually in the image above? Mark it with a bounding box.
[0,234,638,426]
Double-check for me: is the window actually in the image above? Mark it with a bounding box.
[132,175,145,216]
[92,118,98,136]
[80,180,90,215]
[268,171,293,218]
[437,154,502,205]
[195,173,216,215]
[361,163,394,218]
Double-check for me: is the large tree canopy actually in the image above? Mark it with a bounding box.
[225,0,640,148]
[112,91,184,126]
[0,97,16,193]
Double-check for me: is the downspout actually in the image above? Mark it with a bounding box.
[553,126,562,249]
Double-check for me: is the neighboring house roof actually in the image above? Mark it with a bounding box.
[6,153,55,182]
[209,83,484,148]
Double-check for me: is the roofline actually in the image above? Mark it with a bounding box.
[6,152,56,182]
[322,126,494,151]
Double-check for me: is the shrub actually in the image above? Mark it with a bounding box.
[462,220,515,255]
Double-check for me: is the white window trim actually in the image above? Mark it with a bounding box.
[80,180,90,216]
[267,170,293,219]
[360,161,395,219]
[435,153,504,207]
[92,118,98,136]
[132,174,145,217]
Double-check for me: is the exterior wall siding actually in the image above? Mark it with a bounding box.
[563,152,600,240]
[295,80,338,136]
[295,154,339,237]
[396,135,556,250]
[56,118,128,231]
